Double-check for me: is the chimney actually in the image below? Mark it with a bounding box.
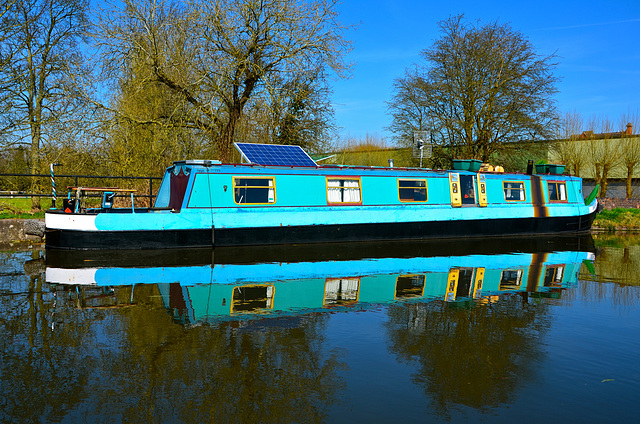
[626,123,633,135]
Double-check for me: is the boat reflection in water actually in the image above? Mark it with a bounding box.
[45,236,595,324]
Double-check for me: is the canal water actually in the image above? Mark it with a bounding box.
[1,235,639,423]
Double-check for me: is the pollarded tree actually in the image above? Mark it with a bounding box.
[552,111,588,176]
[620,113,640,198]
[388,15,559,162]
[585,116,621,198]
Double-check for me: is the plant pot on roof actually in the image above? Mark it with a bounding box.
[453,159,482,172]
[534,160,549,174]
[547,164,566,175]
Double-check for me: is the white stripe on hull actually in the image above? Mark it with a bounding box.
[46,267,98,285]
[46,213,98,231]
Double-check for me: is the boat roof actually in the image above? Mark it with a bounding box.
[167,160,580,180]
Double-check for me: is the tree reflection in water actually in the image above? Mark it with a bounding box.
[385,293,550,416]
[0,270,345,424]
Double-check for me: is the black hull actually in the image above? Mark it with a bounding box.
[45,234,595,269]
[45,210,597,250]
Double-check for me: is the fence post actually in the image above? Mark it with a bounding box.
[50,163,62,209]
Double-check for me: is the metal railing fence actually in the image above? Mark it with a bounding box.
[0,172,162,208]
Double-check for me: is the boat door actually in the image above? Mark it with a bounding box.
[472,267,485,299]
[445,268,459,301]
[477,174,488,207]
[449,173,462,207]
[460,174,477,205]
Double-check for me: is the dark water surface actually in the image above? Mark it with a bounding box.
[1,236,639,423]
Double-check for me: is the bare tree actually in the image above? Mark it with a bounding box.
[388,15,559,162]
[585,116,621,197]
[93,0,351,162]
[0,0,89,210]
[0,1,21,136]
[552,111,587,176]
[386,66,431,147]
[620,112,640,198]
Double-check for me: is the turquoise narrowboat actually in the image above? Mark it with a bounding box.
[45,145,598,250]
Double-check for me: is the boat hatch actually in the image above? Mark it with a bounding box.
[446,267,484,301]
[460,175,477,206]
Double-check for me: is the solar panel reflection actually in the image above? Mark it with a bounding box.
[234,143,317,167]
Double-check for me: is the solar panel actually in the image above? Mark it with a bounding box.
[234,143,317,167]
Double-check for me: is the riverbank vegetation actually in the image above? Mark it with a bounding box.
[592,208,640,232]
[0,199,46,219]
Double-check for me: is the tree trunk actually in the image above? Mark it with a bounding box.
[220,106,241,162]
[594,163,602,188]
[601,163,609,198]
[626,164,634,199]
[624,246,630,263]
[29,124,41,212]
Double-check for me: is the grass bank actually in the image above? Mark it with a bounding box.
[592,208,640,232]
[0,198,47,219]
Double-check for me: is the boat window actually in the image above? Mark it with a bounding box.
[324,278,360,306]
[398,179,427,202]
[395,275,426,298]
[327,178,362,204]
[543,265,565,287]
[154,171,171,208]
[233,177,275,204]
[231,285,274,312]
[503,181,526,201]
[500,269,523,290]
[548,182,567,202]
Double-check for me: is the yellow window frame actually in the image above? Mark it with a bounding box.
[398,179,428,202]
[232,176,276,205]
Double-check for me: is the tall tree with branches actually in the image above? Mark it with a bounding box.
[388,15,559,162]
[0,0,89,210]
[93,0,351,162]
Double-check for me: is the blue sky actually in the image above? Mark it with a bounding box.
[332,0,640,142]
